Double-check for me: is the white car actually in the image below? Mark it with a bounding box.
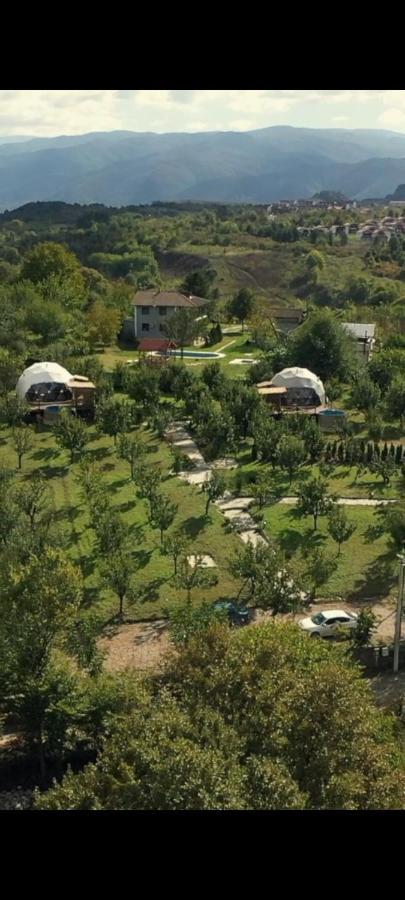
[299,609,358,639]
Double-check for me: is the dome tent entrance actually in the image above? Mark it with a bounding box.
[271,367,326,406]
[16,362,73,404]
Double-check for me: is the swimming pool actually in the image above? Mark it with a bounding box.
[168,350,224,359]
[319,408,345,417]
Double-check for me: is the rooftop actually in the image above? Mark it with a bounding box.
[133,290,209,309]
[137,338,177,353]
[270,308,305,320]
[342,322,376,340]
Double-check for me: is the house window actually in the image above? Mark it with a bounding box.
[142,323,150,332]
[141,306,150,315]
[158,306,167,316]
[159,323,165,332]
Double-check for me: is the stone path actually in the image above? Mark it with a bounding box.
[279,496,396,507]
[187,554,217,568]
[164,423,267,547]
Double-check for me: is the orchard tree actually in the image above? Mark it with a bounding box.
[126,365,160,410]
[0,349,22,395]
[53,411,89,464]
[297,477,334,531]
[0,392,29,427]
[176,555,218,603]
[203,470,226,515]
[251,409,283,466]
[305,250,324,284]
[370,457,397,486]
[305,548,337,599]
[228,288,255,332]
[251,469,274,509]
[96,397,133,445]
[136,464,161,501]
[327,506,356,555]
[118,432,146,479]
[100,549,138,619]
[21,241,82,284]
[75,457,104,506]
[11,425,34,469]
[149,493,178,544]
[162,529,190,575]
[278,434,306,484]
[15,473,49,530]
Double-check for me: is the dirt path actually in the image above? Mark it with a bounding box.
[99,621,171,672]
[279,496,395,507]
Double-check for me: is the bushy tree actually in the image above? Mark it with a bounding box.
[290,310,355,381]
[297,477,334,530]
[304,548,337,599]
[228,289,255,332]
[162,308,201,358]
[162,529,190,575]
[203,470,226,515]
[351,373,381,413]
[96,397,133,444]
[117,432,146,479]
[36,621,405,809]
[386,376,405,427]
[100,549,138,618]
[87,302,122,348]
[11,425,34,469]
[149,493,178,544]
[53,411,89,463]
[327,506,356,555]
[278,434,306,484]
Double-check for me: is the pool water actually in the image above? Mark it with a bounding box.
[320,408,344,416]
[168,350,223,359]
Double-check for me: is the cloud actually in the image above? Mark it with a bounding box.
[0,89,404,137]
[379,107,405,127]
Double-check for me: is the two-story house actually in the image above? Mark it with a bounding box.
[132,290,209,340]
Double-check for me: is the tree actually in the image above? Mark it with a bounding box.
[96,397,133,444]
[36,621,405,810]
[162,308,201,358]
[228,289,255,332]
[203,471,226,515]
[290,310,355,382]
[251,411,283,466]
[11,425,34,469]
[75,457,105,505]
[297,477,334,530]
[351,373,381,414]
[136,464,161,501]
[251,469,274,509]
[125,365,160,410]
[278,434,306,484]
[386,376,405,427]
[0,392,29,427]
[304,548,337,599]
[176,555,218,603]
[182,269,216,298]
[305,250,324,284]
[351,608,377,647]
[150,404,172,438]
[169,601,228,645]
[53,411,88,464]
[86,302,123,348]
[15,473,49,530]
[0,548,83,775]
[100,549,138,618]
[327,506,356,555]
[369,456,397,486]
[162,529,190,575]
[149,493,178,544]
[21,241,82,284]
[378,503,405,551]
[117,432,145,479]
[0,349,22,395]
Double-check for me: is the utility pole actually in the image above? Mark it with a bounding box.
[393,554,405,674]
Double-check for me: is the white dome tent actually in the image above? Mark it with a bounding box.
[271,366,326,406]
[16,362,73,403]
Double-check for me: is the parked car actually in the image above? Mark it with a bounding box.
[299,609,358,639]
[213,600,250,627]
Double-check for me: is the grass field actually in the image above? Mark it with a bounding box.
[262,503,395,602]
[0,423,242,623]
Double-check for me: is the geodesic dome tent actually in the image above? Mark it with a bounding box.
[16,362,74,404]
[271,366,326,407]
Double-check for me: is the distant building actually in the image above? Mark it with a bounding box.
[342,323,376,365]
[270,308,306,334]
[131,289,209,340]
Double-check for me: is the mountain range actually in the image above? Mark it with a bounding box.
[1,126,405,208]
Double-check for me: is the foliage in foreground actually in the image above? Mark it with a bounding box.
[35,621,405,810]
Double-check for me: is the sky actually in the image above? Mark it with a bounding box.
[1,90,405,136]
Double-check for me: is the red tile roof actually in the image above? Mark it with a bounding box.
[137,338,177,352]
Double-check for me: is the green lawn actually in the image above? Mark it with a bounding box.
[262,503,395,602]
[0,423,242,623]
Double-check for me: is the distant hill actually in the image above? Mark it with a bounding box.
[386,184,405,201]
[1,127,405,208]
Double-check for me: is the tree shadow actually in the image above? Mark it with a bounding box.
[277,518,326,554]
[138,576,170,602]
[85,447,111,461]
[32,448,56,462]
[347,551,396,603]
[182,515,207,539]
[134,548,153,568]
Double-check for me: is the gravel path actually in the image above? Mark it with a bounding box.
[279,496,396,507]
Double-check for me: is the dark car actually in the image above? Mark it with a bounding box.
[213,600,250,627]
